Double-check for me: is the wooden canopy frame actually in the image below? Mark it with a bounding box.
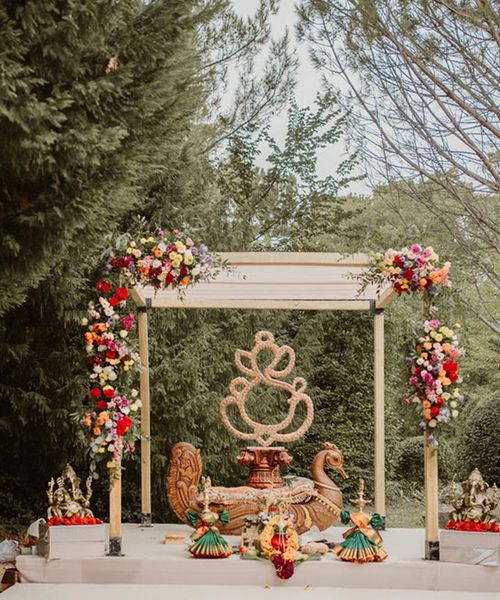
[108,252,439,560]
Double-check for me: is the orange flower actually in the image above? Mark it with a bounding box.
[442,343,451,354]
[93,427,101,435]
[423,342,432,350]
[84,332,93,345]
[423,400,431,409]
[421,352,428,360]
[179,275,191,286]
[153,247,163,258]
[139,265,150,275]
[419,278,427,287]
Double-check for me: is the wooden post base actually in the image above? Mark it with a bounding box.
[140,512,152,527]
[108,537,123,557]
[425,540,440,561]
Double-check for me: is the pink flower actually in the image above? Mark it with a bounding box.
[411,244,422,253]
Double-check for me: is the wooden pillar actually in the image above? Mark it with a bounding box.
[374,309,386,525]
[138,307,152,526]
[421,296,439,559]
[424,433,440,559]
[108,467,123,556]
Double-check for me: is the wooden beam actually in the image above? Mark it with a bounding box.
[374,310,386,522]
[108,468,122,556]
[375,286,397,309]
[149,298,373,311]
[130,285,146,308]
[138,309,152,526]
[218,252,371,266]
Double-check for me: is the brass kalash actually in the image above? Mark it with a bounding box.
[167,331,348,534]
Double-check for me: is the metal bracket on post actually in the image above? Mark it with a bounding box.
[140,512,152,528]
[108,537,123,557]
[425,540,440,561]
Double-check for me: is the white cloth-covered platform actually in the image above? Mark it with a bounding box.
[15,524,500,593]
[3,584,500,600]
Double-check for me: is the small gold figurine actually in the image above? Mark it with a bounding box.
[446,468,499,524]
[47,464,95,520]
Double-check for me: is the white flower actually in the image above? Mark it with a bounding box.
[130,403,138,412]
[86,345,93,353]
[81,318,89,326]
[131,389,139,398]
[94,366,103,373]
[108,444,115,452]
[192,265,201,276]
[452,410,459,418]
[104,307,114,317]
[121,407,130,415]
[107,371,117,382]
[428,419,437,428]
[120,330,128,338]
[450,401,457,409]
[152,259,161,268]
[98,344,107,352]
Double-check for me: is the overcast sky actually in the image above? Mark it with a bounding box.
[231,0,370,195]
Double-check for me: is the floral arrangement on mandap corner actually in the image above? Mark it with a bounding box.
[81,229,226,481]
[405,319,464,446]
[356,244,451,296]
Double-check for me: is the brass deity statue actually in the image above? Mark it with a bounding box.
[446,468,499,524]
[47,464,95,519]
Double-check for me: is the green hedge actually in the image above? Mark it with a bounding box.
[459,394,500,485]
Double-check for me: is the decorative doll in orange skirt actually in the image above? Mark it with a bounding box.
[333,478,387,563]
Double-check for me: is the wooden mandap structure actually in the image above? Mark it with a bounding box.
[108,252,439,560]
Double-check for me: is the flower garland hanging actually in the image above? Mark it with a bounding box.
[82,229,226,481]
[404,319,464,446]
[355,244,451,297]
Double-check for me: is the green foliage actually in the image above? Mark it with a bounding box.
[458,393,500,485]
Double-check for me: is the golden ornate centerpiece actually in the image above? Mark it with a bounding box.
[220,331,313,488]
[446,468,499,524]
[167,331,348,534]
[47,464,95,519]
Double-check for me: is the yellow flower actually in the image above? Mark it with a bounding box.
[140,237,146,244]
[130,241,136,248]
[184,250,193,265]
[175,240,185,252]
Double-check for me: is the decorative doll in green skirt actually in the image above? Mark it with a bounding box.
[187,476,232,559]
[333,478,387,563]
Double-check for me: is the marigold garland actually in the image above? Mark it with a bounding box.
[259,514,300,563]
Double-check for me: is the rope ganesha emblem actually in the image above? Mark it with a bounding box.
[219,331,314,446]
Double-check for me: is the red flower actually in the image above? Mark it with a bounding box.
[106,350,117,359]
[394,255,404,268]
[115,287,128,301]
[116,416,132,436]
[165,271,175,284]
[90,388,101,399]
[103,387,115,399]
[97,400,108,410]
[430,406,440,418]
[403,269,414,281]
[109,296,119,307]
[394,281,407,294]
[443,361,459,382]
[96,280,111,293]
